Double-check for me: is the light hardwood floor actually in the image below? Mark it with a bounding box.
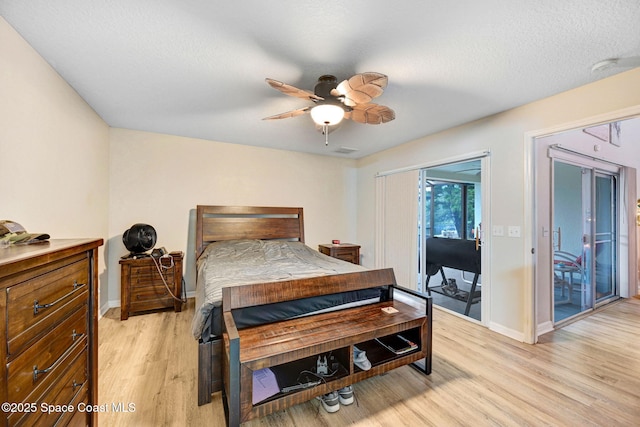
[98,298,640,426]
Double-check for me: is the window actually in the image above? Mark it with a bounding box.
[423,180,478,241]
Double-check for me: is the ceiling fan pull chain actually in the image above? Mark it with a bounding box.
[323,123,329,146]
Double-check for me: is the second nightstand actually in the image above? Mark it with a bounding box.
[318,243,361,265]
[119,251,183,320]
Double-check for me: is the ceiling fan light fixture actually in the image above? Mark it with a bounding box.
[310,104,344,126]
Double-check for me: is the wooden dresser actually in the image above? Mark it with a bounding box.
[0,239,103,427]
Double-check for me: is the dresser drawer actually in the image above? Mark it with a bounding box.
[7,305,88,403]
[130,263,174,287]
[332,248,358,263]
[6,258,89,355]
[130,262,173,309]
[58,385,89,427]
[130,283,173,308]
[7,348,88,426]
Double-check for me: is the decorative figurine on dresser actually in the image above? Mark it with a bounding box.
[0,222,103,426]
[119,223,184,320]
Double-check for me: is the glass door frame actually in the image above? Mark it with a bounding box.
[550,151,621,324]
[418,157,486,323]
[593,171,618,307]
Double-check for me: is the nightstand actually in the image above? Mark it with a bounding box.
[318,243,361,265]
[119,251,183,320]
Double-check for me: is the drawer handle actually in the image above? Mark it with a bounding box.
[33,330,85,382]
[72,379,86,391]
[33,280,87,314]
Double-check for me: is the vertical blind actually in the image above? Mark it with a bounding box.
[375,169,419,290]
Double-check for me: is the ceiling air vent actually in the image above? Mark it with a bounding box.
[334,146,359,154]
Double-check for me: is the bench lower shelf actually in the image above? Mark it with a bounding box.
[242,334,429,422]
[228,301,432,425]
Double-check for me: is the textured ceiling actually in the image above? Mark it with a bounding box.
[2,1,639,158]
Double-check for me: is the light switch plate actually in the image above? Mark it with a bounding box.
[493,225,504,236]
[508,226,521,238]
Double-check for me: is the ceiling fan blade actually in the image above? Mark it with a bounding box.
[262,106,311,120]
[345,103,395,124]
[333,72,388,107]
[265,78,324,101]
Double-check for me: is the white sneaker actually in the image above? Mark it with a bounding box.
[353,346,371,370]
[338,386,354,405]
[316,391,340,413]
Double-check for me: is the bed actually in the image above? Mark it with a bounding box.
[193,205,385,405]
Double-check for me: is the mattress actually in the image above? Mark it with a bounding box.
[192,239,374,339]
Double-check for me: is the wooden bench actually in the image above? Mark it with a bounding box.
[221,268,432,426]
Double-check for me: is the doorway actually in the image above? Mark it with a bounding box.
[375,152,489,326]
[552,157,620,323]
[531,115,639,339]
[419,158,483,321]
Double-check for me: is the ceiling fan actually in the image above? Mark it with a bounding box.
[263,72,395,145]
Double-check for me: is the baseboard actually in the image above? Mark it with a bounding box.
[98,301,112,319]
[100,291,196,318]
[488,321,526,343]
[536,321,554,339]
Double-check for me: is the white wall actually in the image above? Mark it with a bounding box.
[0,18,110,301]
[356,68,640,342]
[107,128,359,307]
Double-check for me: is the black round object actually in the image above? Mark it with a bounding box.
[122,223,157,254]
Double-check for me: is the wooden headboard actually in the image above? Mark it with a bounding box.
[195,205,305,259]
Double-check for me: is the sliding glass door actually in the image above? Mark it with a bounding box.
[552,159,618,323]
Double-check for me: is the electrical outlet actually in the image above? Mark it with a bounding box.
[508,226,521,238]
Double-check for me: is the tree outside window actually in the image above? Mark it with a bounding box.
[424,181,476,240]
